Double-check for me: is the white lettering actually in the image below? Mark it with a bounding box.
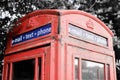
[14,35,23,43]
[37,27,51,36]
[69,24,107,46]
[25,33,34,39]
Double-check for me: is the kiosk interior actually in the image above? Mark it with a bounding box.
[3,10,116,80]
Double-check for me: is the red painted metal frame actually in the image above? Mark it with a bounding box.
[3,10,116,80]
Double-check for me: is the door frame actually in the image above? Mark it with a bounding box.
[66,45,114,80]
[4,46,49,80]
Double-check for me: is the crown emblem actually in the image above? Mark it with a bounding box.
[86,19,94,29]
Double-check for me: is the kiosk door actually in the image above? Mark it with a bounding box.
[66,46,115,80]
[4,46,50,80]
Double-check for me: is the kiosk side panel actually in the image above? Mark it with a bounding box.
[5,14,59,54]
[60,14,114,55]
[59,13,116,80]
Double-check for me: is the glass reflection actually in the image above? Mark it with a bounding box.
[12,59,35,80]
[82,60,104,80]
[75,58,79,80]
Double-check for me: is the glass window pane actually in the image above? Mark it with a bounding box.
[75,58,79,80]
[38,58,42,80]
[12,59,35,80]
[106,64,110,80]
[82,60,104,80]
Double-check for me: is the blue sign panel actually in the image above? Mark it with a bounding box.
[12,23,51,45]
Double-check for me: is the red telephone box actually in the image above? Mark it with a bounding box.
[3,10,116,80]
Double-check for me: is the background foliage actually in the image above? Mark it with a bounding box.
[0,0,120,79]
